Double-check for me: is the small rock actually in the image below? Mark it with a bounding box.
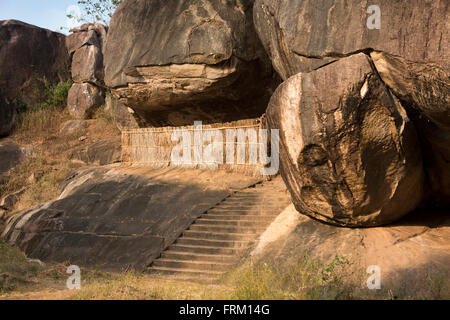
[0,208,6,221]
[27,258,45,267]
[27,173,35,184]
[0,188,26,211]
[79,136,87,142]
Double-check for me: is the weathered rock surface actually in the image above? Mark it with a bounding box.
[371,51,450,203]
[104,0,279,126]
[66,23,107,120]
[0,20,70,104]
[1,166,260,271]
[253,204,450,298]
[67,83,104,119]
[266,54,424,227]
[0,94,16,137]
[69,138,121,166]
[71,45,104,85]
[66,23,107,56]
[254,0,449,80]
[59,120,89,137]
[0,141,24,182]
[0,188,26,211]
[105,95,140,130]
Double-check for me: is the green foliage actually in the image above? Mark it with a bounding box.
[13,79,72,140]
[40,79,73,111]
[16,79,73,113]
[67,0,122,26]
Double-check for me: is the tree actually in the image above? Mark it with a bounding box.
[66,0,122,27]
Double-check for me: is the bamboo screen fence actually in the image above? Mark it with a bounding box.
[121,118,268,176]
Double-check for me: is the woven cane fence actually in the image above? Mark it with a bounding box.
[121,118,268,176]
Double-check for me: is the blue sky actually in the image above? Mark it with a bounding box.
[0,0,90,34]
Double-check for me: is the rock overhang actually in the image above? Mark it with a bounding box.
[104,0,278,127]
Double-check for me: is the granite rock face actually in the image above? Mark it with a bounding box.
[1,167,260,271]
[266,54,424,227]
[71,45,104,85]
[104,0,279,126]
[66,23,107,120]
[66,23,107,56]
[69,138,122,166]
[253,0,449,80]
[371,51,450,203]
[0,20,70,105]
[0,20,69,135]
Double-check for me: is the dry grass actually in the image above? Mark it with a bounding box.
[0,103,120,214]
[220,255,361,300]
[68,273,232,300]
[0,240,44,294]
[1,242,447,300]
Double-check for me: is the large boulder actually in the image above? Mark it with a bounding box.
[67,23,107,86]
[66,23,107,120]
[66,23,107,56]
[254,0,449,80]
[0,94,16,137]
[67,83,105,119]
[371,51,450,204]
[0,20,70,105]
[104,0,279,127]
[71,45,104,85]
[266,54,424,227]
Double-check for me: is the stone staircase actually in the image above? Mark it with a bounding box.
[148,177,291,281]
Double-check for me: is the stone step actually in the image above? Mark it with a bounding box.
[214,203,289,209]
[153,259,234,272]
[177,237,254,248]
[169,244,249,255]
[189,224,267,234]
[148,266,224,277]
[183,230,258,241]
[162,251,238,263]
[148,177,287,280]
[225,194,289,200]
[205,209,281,216]
[201,214,276,221]
[238,188,287,193]
[195,219,272,227]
